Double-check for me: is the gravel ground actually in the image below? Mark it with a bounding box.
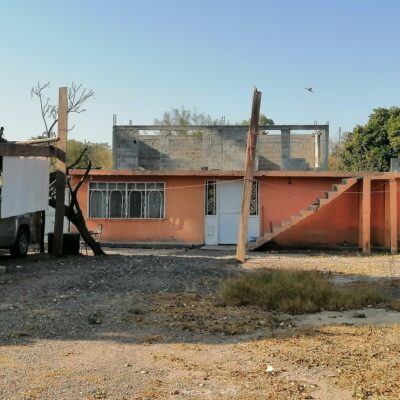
[0,248,399,400]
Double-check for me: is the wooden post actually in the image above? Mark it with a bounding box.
[361,177,371,254]
[390,179,398,254]
[236,88,262,262]
[52,87,68,257]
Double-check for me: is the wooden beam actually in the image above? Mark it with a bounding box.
[361,177,371,254]
[52,87,68,257]
[0,142,65,160]
[236,88,262,262]
[390,179,398,254]
[16,137,59,145]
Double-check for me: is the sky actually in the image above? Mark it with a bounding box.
[1,0,400,144]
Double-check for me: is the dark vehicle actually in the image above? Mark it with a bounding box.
[0,214,31,257]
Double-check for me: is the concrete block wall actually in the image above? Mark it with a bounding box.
[112,127,139,169]
[112,125,327,171]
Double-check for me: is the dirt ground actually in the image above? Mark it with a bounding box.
[0,248,399,400]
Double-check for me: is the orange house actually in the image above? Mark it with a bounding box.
[69,169,399,253]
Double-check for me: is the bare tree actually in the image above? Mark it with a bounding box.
[31,82,94,137]
[32,82,105,256]
[48,154,105,255]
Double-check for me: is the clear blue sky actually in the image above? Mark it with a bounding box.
[1,0,400,143]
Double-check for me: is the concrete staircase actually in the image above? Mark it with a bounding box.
[249,177,360,250]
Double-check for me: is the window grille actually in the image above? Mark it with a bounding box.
[204,180,258,216]
[205,180,216,215]
[88,182,165,219]
[250,180,259,216]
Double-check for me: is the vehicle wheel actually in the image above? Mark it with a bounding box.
[9,228,30,258]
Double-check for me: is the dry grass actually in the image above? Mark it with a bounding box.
[220,269,388,314]
[255,324,400,399]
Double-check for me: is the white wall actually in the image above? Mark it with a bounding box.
[1,156,49,218]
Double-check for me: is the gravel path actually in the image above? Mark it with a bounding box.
[0,249,399,399]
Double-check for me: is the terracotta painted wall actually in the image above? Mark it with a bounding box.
[259,177,390,248]
[71,175,205,244]
[71,174,397,249]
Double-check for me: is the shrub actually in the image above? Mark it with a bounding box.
[220,269,387,314]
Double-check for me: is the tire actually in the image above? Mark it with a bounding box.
[9,227,30,258]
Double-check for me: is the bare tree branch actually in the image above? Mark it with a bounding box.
[73,160,91,197]
[31,81,94,137]
[66,146,89,172]
[33,82,105,256]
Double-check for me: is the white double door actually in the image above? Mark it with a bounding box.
[205,181,260,245]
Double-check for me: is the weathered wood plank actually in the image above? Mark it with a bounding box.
[0,143,65,161]
[236,89,262,263]
[52,87,68,257]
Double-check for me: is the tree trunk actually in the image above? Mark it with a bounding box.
[49,198,106,256]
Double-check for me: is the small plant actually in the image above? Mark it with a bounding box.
[128,307,145,315]
[220,269,387,314]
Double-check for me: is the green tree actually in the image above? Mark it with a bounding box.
[67,139,112,169]
[328,138,342,171]
[155,107,225,137]
[338,107,400,171]
[240,113,274,126]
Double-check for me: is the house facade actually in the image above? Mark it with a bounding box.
[70,169,399,252]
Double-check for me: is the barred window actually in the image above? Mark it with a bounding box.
[89,182,165,219]
[205,180,216,215]
[204,180,258,216]
[109,190,124,218]
[89,190,107,218]
[250,180,259,216]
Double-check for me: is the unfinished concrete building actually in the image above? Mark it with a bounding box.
[112,124,329,171]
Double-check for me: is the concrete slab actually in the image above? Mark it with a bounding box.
[200,245,236,251]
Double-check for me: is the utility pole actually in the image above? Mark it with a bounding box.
[52,87,68,257]
[236,88,262,262]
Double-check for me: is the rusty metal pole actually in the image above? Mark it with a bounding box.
[236,88,262,262]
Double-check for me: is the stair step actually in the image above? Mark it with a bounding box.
[281,220,293,228]
[319,198,330,206]
[249,176,360,251]
[290,214,303,223]
[272,227,284,236]
[300,210,314,217]
[264,232,274,241]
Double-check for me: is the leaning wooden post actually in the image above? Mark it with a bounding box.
[52,87,68,257]
[236,88,262,262]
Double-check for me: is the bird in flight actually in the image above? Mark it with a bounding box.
[305,87,314,92]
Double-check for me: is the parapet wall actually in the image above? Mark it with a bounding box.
[113,125,329,171]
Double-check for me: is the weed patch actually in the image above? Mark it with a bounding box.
[220,269,388,314]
